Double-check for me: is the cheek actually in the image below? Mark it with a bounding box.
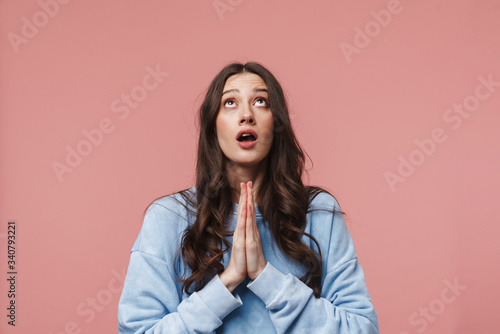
[215,118,230,143]
[261,116,274,144]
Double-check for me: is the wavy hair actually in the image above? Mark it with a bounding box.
[145,62,344,298]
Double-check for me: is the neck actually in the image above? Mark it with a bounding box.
[225,157,268,206]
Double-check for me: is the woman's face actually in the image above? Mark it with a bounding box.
[215,72,274,169]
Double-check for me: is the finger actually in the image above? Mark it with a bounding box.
[245,182,265,280]
[237,182,244,218]
[239,182,247,234]
[246,182,256,235]
[233,183,240,239]
[235,203,246,249]
[247,182,263,251]
[232,183,246,272]
[246,185,261,266]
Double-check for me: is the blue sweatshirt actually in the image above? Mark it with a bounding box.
[118,187,379,333]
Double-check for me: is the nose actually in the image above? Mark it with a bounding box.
[239,106,254,125]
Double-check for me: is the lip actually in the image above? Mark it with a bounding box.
[237,139,258,149]
[236,128,258,149]
[236,128,258,141]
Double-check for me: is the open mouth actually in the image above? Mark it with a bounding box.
[237,134,257,142]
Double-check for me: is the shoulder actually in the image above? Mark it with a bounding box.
[132,187,197,256]
[307,187,342,213]
[305,188,357,267]
[145,186,197,225]
[305,187,347,242]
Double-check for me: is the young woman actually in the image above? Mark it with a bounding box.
[118,62,379,333]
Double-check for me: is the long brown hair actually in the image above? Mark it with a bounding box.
[145,62,344,298]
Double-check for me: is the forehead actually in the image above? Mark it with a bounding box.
[223,72,267,90]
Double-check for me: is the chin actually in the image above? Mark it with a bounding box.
[234,159,258,166]
[228,157,261,167]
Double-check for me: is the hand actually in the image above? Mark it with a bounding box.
[244,181,267,280]
[219,181,267,292]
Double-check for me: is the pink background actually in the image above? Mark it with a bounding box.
[1,0,499,333]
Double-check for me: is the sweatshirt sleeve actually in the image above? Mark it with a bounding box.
[118,202,243,334]
[246,196,379,334]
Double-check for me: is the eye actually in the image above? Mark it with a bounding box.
[223,99,236,107]
[254,97,268,107]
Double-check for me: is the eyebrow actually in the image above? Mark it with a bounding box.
[222,88,268,96]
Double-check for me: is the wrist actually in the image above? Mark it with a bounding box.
[219,272,241,293]
[248,261,268,280]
